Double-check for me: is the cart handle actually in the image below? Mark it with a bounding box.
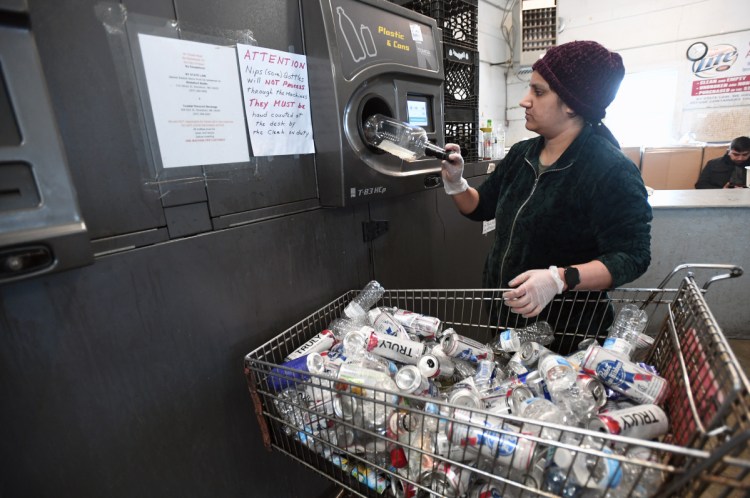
[638,264,742,311]
[654,263,743,291]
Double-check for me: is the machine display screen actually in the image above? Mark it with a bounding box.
[407,95,432,131]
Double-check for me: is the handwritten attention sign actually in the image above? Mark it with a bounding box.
[236,45,315,156]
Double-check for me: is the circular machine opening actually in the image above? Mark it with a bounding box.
[358,96,392,154]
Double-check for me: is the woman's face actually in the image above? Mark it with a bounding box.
[519,71,574,137]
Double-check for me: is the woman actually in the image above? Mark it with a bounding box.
[441,40,652,334]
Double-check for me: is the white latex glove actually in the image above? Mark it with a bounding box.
[441,143,469,195]
[502,266,564,318]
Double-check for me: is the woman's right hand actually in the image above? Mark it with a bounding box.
[441,143,469,195]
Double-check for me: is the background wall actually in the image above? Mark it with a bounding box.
[477,0,750,146]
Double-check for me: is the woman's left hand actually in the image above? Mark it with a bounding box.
[502,268,563,317]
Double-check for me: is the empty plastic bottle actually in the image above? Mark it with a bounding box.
[517,397,567,440]
[328,316,368,341]
[553,435,623,491]
[363,114,450,161]
[603,304,648,360]
[492,321,554,353]
[344,280,385,319]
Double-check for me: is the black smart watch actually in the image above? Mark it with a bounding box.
[564,266,580,291]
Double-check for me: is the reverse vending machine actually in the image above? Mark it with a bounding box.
[302,0,445,206]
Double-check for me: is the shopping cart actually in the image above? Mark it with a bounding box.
[244,264,749,497]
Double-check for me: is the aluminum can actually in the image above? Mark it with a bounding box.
[333,393,360,422]
[368,307,410,340]
[449,409,535,471]
[417,353,455,379]
[440,329,494,363]
[474,359,495,387]
[390,308,442,339]
[386,410,419,440]
[581,345,669,405]
[589,403,669,440]
[447,386,482,409]
[520,370,551,400]
[394,365,432,396]
[484,385,533,415]
[268,353,316,391]
[520,341,543,366]
[576,372,608,409]
[418,462,470,498]
[390,478,417,498]
[366,330,426,365]
[283,329,336,361]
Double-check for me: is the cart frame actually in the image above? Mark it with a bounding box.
[244,265,749,497]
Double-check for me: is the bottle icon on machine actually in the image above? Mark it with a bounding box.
[337,7,366,62]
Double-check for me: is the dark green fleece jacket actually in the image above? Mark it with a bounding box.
[467,124,652,334]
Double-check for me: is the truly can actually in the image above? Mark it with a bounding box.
[576,372,608,410]
[440,329,494,363]
[390,308,443,339]
[448,410,536,471]
[589,403,669,440]
[366,330,426,365]
[581,344,669,405]
[283,329,336,361]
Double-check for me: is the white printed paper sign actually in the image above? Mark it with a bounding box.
[236,44,315,156]
[138,34,250,168]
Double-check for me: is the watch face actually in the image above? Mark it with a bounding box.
[686,42,708,61]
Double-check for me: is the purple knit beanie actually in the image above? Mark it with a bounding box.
[532,40,625,123]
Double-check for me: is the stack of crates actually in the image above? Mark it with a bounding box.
[392,0,480,162]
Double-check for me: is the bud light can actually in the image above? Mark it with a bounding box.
[441,329,494,363]
[390,308,443,339]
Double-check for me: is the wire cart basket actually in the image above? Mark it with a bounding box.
[244,264,750,497]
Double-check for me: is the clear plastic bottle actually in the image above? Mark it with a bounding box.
[492,321,554,353]
[327,316,368,341]
[363,114,450,161]
[603,304,648,360]
[517,397,567,440]
[537,347,577,394]
[554,435,623,491]
[344,280,385,319]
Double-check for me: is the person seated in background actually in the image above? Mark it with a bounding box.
[695,136,750,189]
